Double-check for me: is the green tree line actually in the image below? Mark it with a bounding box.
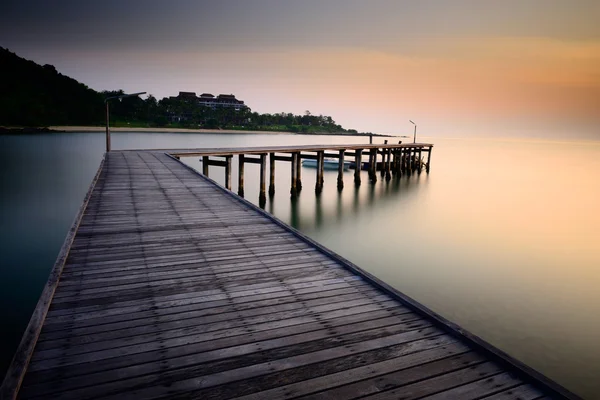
[1,48,354,133]
[104,90,349,133]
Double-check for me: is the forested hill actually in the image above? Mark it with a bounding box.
[0,48,359,133]
[0,47,104,126]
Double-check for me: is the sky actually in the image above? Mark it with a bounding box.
[1,0,599,138]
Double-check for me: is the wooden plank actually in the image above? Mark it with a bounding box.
[26,315,431,387]
[232,340,472,400]
[34,308,420,367]
[38,296,397,343]
[57,257,339,289]
[44,279,371,329]
[37,299,409,358]
[360,362,505,400]
[479,384,546,399]
[414,371,523,400]
[19,327,446,399]
[54,262,343,299]
[45,275,366,318]
[293,354,490,400]
[40,290,388,338]
[169,143,434,158]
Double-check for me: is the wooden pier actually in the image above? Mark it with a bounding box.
[1,146,579,400]
[170,143,433,205]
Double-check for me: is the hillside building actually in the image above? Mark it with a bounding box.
[173,91,247,111]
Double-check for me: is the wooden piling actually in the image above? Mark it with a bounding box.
[315,151,324,194]
[337,149,345,191]
[369,148,377,183]
[381,140,388,177]
[426,147,432,173]
[291,152,298,197]
[368,148,373,182]
[269,152,275,196]
[296,152,302,191]
[398,148,403,175]
[418,147,423,173]
[354,149,362,186]
[225,156,232,190]
[319,151,325,188]
[238,154,245,197]
[202,156,209,176]
[259,154,267,205]
[407,148,413,175]
[385,148,392,181]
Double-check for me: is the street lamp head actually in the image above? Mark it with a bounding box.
[409,120,416,125]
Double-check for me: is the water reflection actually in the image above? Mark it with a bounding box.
[286,171,427,233]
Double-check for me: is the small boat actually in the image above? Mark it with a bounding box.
[348,161,383,171]
[302,158,350,171]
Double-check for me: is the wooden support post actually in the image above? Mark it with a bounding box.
[225,156,232,190]
[413,148,418,171]
[418,148,423,173]
[385,148,392,181]
[319,151,325,187]
[380,140,388,177]
[398,148,404,174]
[202,156,209,176]
[238,154,245,197]
[259,154,266,206]
[367,148,373,181]
[369,148,378,183]
[426,147,432,173]
[291,152,298,197]
[407,148,413,175]
[354,149,362,186]
[373,148,379,183]
[315,152,321,193]
[315,151,324,194]
[296,152,302,191]
[395,141,402,177]
[337,149,345,191]
[268,152,275,197]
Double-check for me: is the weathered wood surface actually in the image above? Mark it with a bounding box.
[2,150,574,400]
[164,143,433,158]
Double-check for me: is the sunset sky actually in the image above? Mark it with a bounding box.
[1,0,599,137]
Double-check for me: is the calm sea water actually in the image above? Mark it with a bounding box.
[0,131,599,398]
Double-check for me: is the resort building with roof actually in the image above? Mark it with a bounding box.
[171,91,247,111]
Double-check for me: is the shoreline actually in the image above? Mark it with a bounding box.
[49,126,291,134]
[2,126,397,137]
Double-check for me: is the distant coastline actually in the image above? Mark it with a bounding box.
[1,126,397,138]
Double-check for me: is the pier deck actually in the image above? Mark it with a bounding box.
[2,149,575,399]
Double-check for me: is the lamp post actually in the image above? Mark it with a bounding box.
[105,92,146,152]
[409,120,417,143]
